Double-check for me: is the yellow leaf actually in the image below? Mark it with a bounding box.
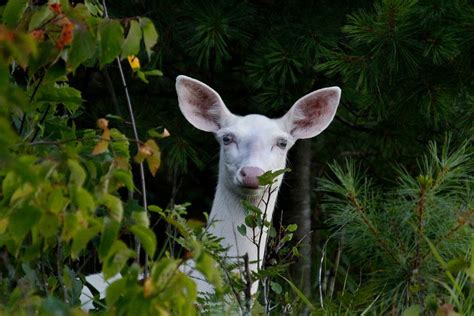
[0,218,9,234]
[97,118,109,129]
[92,127,110,155]
[128,55,140,70]
[143,278,154,298]
[134,144,152,163]
[113,156,130,170]
[144,139,161,176]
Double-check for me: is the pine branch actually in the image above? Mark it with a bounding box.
[347,193,398,263]
[412,184,427,270]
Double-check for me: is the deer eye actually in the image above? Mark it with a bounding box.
[222,134,234,145]
[276,138,288,149]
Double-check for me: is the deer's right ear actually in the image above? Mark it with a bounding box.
[176,75,234,132]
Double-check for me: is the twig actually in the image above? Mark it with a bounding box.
[318,240,326,309]
[29,135,144,146]
[412,186,427,270]
[19,70,46,136]
[30,104,51,142]
[102,0,148,276]
[57,238,67,302]
[243,253,252,315]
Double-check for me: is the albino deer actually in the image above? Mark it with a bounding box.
[176,75,341,294]
[80,76,341,310]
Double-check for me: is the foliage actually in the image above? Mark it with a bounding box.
[0,1,218,314]
[319,139,473,314]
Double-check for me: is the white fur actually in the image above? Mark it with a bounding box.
[79,273,122,311]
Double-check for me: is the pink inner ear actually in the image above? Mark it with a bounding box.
[184,80,221,128]
[292,90,338,132]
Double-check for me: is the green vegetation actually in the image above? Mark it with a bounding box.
[1,0,472,315]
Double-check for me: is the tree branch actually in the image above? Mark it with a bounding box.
[102,0,148,275]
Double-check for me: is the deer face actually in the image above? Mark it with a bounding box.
[176,76,341,195]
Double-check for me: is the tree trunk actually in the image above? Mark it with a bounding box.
[279,139,312,298]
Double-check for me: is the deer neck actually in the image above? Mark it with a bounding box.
[207,162,281,272]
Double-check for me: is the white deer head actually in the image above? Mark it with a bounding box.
[176,75,341,195]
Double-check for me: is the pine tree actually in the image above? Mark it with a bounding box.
[319,139,473,314]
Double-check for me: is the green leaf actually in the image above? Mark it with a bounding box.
[35,85,83,112]
[195,253,223,293]
[140,17,158,60]
[129,225,156,258]
[74,187,95,214]
[109,128,130,158]
[40,296,69,316]
[48,189,69,214]
[38,212,60,239]
[148,205,163,213]
[258,168,290,186]
[61,213,78,241]
[279,274,316,311]
[287,223,298,232]
[105,278,127,307]
[103,240,135,279]
[2,171,20,203]
[28,5,54,31]
[402,305,421,316]
[142,69,163,76]
[67,159,86,187]
[71,224,101,259]
[121,19,142,58]
[98,19,124,66]
[43,61,67,84]
[99,217,120,260]
[151,257,179,286]
[268,226,277,238]
[10,183,34,204]
[237,224,247,236]
[68,27,96,71]
[241,200,262,215]
[270,281,282,294]
[102,194,123,222]
[71,223,101,259]
[244,215,257,229]
[136,70,149,83]
[9,205,41,241]
[131,210,149,227]
[113,169,134,191]
[446,257,469,273]
[0,117,19,159]
[2,0,28,28]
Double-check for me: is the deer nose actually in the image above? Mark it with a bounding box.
[240,167,265,189]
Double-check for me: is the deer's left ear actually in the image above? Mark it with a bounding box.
[281,87,341,139]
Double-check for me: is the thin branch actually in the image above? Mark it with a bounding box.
[30,104,51,142]
[19,70,46,135]
[102,0,149,275]
[347,194,398,262]
[243,253,252,315]
[29,135,144,146]
[335,115,373,133]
